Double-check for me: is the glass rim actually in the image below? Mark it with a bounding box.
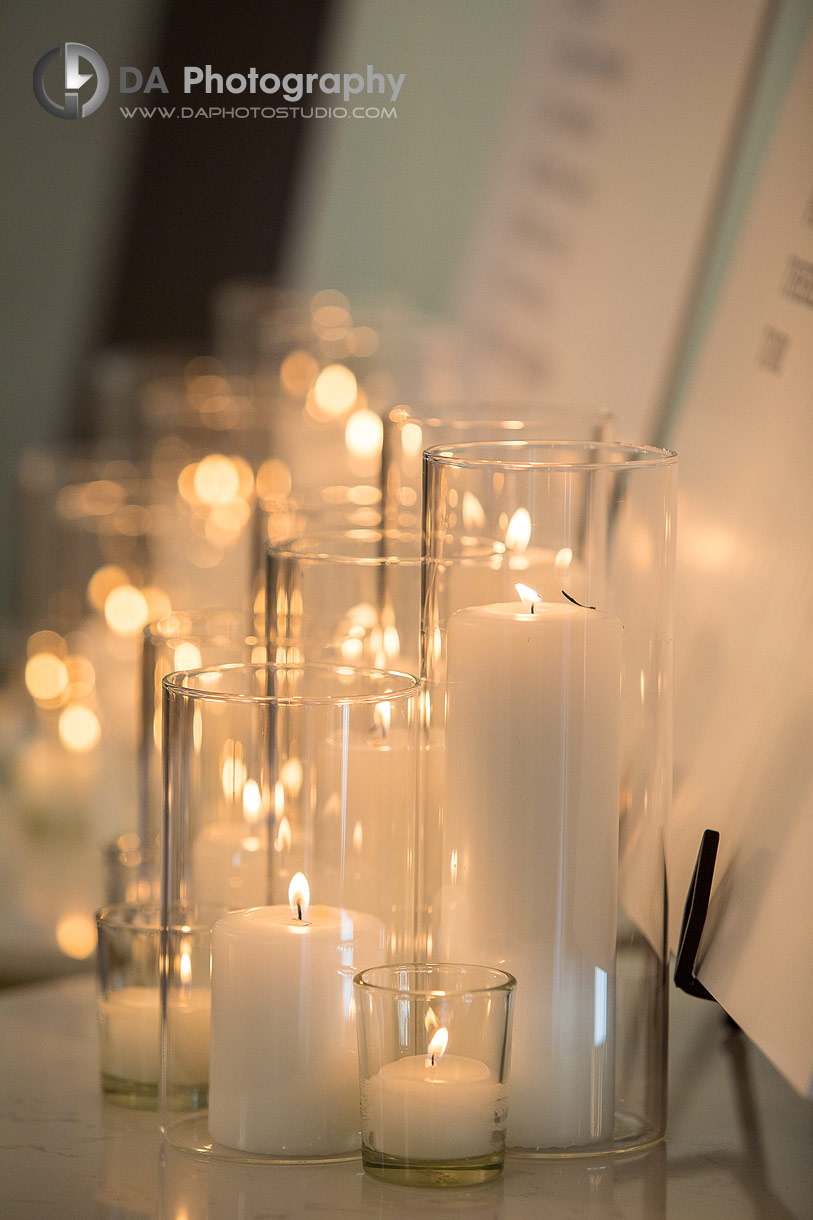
[163,661,421,706]
[353,962,517,996]
[423,439,677,472]
[269,526,421,565]
[144,608,256,643]
[387,403,614,428]
[96,901,227,931]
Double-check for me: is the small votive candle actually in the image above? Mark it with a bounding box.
[354,963,516,1187]
[95,903,216,1110]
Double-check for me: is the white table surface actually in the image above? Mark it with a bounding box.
[0,974,810,1220]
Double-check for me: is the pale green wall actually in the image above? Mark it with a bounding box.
[287,0,538,313]
[0,1,160,619]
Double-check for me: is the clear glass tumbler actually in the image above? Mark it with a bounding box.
[96,902,218,1111]
[160,662,420,1160]
[355,963,516,1187]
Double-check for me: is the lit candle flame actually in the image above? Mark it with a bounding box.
[505,508,531,552]
[242,779,262,822]
[462,490,486,531]
[374,701,392,737]
[179,947,192,991]
[426,1026,449,1067]
[275,814,292,853]
[515,583,542,613]
[424,1006,439,1036]
[288,872,310,923]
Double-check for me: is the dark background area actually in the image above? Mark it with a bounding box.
[100,0,332,355]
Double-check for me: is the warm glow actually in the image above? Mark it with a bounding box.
[143,587,172,619]
[173,641,203,671]
[400,420,423,460]
[312,302,350,332]
[382,624,400,661]
[221,744,247,799]
[310,288,349,315]
[426,1026,449,1066]
[193,454,241,505]
[179,946,192,988]
[280,350,319,398]
[25,652,69,703]
[256,457,293,499]
[313,364,358,417]
[374,701,392,736]
[515,583,542,613]
[424,1006,439,1036]
[340,636,364,662]
[58,703,101,752]
[65,653,95,700]
[87,564,128,612]
[347,483,381,506]
[554,547,573,569]
[505,508,532,552]
[352,821,363,853]
[288,872,310,922]
[348,602,378,629]
[280,757,303,798]
[462,491,486,531]
[275,814,292,853]
[208,498,252,536]
[56,914,96,960]
[242,779,263,822]
[345,407,383,461]
[104,585,149,636]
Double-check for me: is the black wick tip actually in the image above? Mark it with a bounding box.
[296,901,302,921]
[562,589,596,610]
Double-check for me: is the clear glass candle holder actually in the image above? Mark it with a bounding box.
[266,528,421,674]
[421,441,677,1156]
[96,902,219,1111]
[382,405,613,530]
[140,610,263,873]
[354,963,516,1187]
[161,662,420,1161]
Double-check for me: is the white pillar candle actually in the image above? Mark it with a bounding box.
[439,585,621,1150]
[362,1029,506,1162]
[208,874,385,1156]
[191,822,268,909]
[99,986,210,1086]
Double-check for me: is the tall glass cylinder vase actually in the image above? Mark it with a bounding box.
[421,441,677,1156]
[161,662,420,1161]
[140,611,263,874]
[382,405,613,530]
[266,529,421,675]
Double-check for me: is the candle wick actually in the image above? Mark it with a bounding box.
[562,589,596,610]
[296,900,302,921]
[431,1053,435,1067]
[530,602,535,614]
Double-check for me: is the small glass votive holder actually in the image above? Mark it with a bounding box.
[96,902,218,1111]
[354,963,516,1188]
